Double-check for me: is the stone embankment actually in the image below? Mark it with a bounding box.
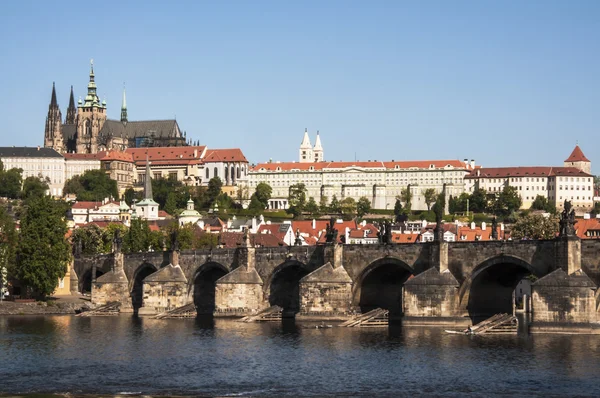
[0,297,92,315]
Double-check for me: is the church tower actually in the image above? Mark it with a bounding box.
[75,60,107,154]
[313,130,324,162]
[120,86,128,124]
[65,86,77,125]
[299,128,314,163]
[564,145,591,174]
[44,82,64,152]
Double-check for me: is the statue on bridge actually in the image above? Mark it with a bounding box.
[170,229,180,252]
[325,217,338,243]
[113,229,123,253]
[378,220,392,244]
[294,228,302,246]
[491,217,498,240]
[559,200,576,237]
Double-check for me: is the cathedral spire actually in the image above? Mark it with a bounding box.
[66,86,77,124]
[83,58,100,107]
[120,85,128,123]
[50,82,58,109]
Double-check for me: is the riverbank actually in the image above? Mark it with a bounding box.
[0,295,92,315]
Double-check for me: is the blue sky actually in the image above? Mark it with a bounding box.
[0,1,598,169]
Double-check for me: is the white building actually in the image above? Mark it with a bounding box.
[464,146,593,212]
[64,153,101,182]
[0,146,65,197]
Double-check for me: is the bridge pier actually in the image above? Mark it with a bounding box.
[91,250,131,311]
[138,249,188,315]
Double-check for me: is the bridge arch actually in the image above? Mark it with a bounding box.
[80,269,105,294]
[191,261,229,315]
[459,254,540,322]
[352,257,414,316]
[130,262,158,315]
[266,260,310,315]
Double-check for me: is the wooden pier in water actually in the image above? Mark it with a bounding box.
[76,302,120,317]
[340,308,389,328]
[239,306,283,323]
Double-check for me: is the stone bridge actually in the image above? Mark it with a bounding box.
[73,237,600,332]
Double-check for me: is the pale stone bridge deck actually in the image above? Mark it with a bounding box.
[74,238,600,332]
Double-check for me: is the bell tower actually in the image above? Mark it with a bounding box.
[76,59,107,153]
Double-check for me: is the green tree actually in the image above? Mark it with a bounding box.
[0,204,18,294]
[329,194,341,214]
[165,222,194,250]
[394,198,404,218]
[164,192,178,216]
[399,187,412,212]
[305,197,320,216]
[469,189,488,213]
[247,195,265,217]
[206,177,223,209]
[16,196,70,298]
[423,188,437,211]
[194,230,219,249]
[151,177,184,210]
[22,176,49,199]
[357,196,371,218]
[0,167,23,199]
[340,197,357,220]
[72,224,105,255]
[124,218,152,253]
[495,186,522,217]
[102,223,128,253]
[511,214,559,240]
[319,196,329,214]
[254,183,272,209]
[431,192,446,221]
[530,194,556,214]
[123,187,141,206]
[287,183,307,218]
[64,170,118,201]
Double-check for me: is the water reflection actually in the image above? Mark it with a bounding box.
[0,315,599,397]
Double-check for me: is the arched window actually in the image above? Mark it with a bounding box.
[85,119,91,136]
[237,166,241,179]
[214,167,218,178]
[230,165,235,183]
[205,168,209,179]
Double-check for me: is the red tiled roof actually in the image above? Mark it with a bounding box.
[203,148,248,163]
[457,226,506,241]
[465,166,592,179]
[391,234,419,243]
[64,153,101,160]
[98,150,134,162]
[575,218,600,239]
[218,232,285,248]
[565,146,590,163]
[72,201,102,209]
[251,159,468,172]
[257,223,290,240]
[126,146,206,164]
[158,210,172,218]
[292,220,357,239]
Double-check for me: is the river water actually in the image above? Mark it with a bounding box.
[0,315,599,397]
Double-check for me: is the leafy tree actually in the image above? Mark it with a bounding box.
[511,214,559,240]
[206,177,223,209]
[194,230,219,249]
[123,187,142,206]
[124,218,152,253]
[0,204,18,293]
[591,202,600,218]
[340,197,357,220]
[357,197,371,218]
[102,223,128,253]
[469,189,488,213]
[64,170,118,202]
[329,194,341,214]
[394,198,404,218]
[165,222,194,250]
[0,167,23,199]
[530,195,556,214]
[16,196,70,298]
[236,185,250,203]
[254,183,272,209]
[319,196,329,214]
[449,192,470,214]
[72,224,105,255]
[495,186,522,217]
[247,195,265,217]
[423,188,437,211]
[287,183,307,218]
[164,192,178,216]
[151,177,184,210]
[148,230,166,252]
[431,192,446,221]
[193,186,208,210]
[399,187,412,212]
[305,197,320,216]
[22,176,50,199]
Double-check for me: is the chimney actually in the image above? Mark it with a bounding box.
[501,223,505,231]
[471,159,475,169]
[481,222,486,231]
[312,219,316,230]
[194,149,198,158]
[477,169,481,177]
[251,217,257,232]
[471,222,476,230]
[37,146,40,151]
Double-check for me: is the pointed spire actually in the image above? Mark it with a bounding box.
[144,154,153,200]
[120,84,128,123]
[300,128,312,148]
[314,130,323,150]
[564,145,590,163]
[66,86,77,124]
[50,82,58,109]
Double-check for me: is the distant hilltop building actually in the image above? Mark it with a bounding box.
[299,128,323,163]
[44,60,188,154]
